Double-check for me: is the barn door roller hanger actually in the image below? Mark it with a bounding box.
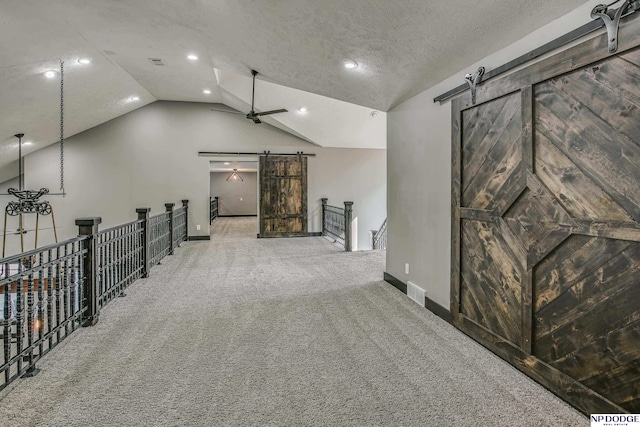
[591,0,640,53]
[464,67,485,105]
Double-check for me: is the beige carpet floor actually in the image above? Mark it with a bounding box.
[0,217,587,426]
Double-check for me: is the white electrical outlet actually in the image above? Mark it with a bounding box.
[196,224,201,231]
[405,263,410,275]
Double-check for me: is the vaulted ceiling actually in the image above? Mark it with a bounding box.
[0,0,589,182]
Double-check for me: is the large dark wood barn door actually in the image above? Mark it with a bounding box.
[259,155,307,238]
[452,15,640,415]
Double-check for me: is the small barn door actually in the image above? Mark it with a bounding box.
[259,155,307,237]
[452,14,640,415]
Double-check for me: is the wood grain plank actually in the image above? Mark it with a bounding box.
[583,357,640,413]
[535,131,633,222]
[459,272,493,334]
[463,131,522,209]
[493,163,526,216]
[461,96,509,165]
[534,234,592,284]
[460,208,497,222]
[535,276,640,361]
[535,236,630,312]
[572,219,640,242]
[550,65,640,147]
[460,220,522,343]
[522,268,533,353]
[522,86,534,173]
[536,85,640,221]
[462,94,521,195]
[551,320,640,383]
[589,56,640,111]
[527,227,572,270]
[451,97,462,321]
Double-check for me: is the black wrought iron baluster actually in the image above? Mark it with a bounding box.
[55,246,61,342]
[78,241,84,321]
[25,263,35,372]
[2,263,10,384]
[15,262,23,376]
[69,245,76,331]
[109,231,114,299]
[37,251,44,358]
[62,243,69,337]
[47,249,53,349]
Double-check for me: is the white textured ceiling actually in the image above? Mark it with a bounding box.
[0,0,590,182]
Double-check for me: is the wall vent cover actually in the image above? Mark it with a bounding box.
[407,281,425,307]
[148,58,165,66]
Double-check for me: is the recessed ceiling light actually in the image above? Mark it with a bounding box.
[128,96,140,102]
[203,89,211,94]
[298,106,308,113]
[343,59,359,69]
[77,58,91,64]
[370,111,379,117]
[23,141,33,146]
[43,70,58,78]
[187,54,198,61]
[224,162,230,165]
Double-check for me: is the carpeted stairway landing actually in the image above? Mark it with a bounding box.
[0,217,587,426]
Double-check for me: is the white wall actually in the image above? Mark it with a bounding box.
[3,101,385,255]
[210,172,258,216]
[387,1,606,309]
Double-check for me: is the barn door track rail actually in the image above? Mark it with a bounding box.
[434,0,640,104]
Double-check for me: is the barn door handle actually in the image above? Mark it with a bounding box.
[464,66,485,105]
[591,0,639,53]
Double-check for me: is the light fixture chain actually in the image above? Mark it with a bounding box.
[59,59,64,192]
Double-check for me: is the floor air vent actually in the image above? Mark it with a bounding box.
[407,281,425,307]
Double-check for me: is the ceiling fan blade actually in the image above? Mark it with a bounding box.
[210,108,244,115]
[255,108,288,117]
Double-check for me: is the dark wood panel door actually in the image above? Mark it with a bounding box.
[259,155,307,238]
[531,53,640,414]
[452,40,640,414]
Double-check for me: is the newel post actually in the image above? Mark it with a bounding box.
[344,201,353,252]
[321,198,328,236]
[136,208,151,278]
[182,200,189,241]
[165,203,175,255]
[76,217,102,327]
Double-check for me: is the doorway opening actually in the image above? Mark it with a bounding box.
[209,160,259,234]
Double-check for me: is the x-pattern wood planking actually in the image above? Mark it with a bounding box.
[453,41,640,413]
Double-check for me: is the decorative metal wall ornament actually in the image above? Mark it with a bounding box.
[226,169,243,181]
[464,66,485,105]
[5,188,52,216]
[591,0,638,53]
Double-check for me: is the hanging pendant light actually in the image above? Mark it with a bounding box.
[226,168,243,181]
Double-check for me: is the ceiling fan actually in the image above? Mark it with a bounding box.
[211,69,288,124]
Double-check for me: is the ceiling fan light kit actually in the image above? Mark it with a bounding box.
[211,69,288,124]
